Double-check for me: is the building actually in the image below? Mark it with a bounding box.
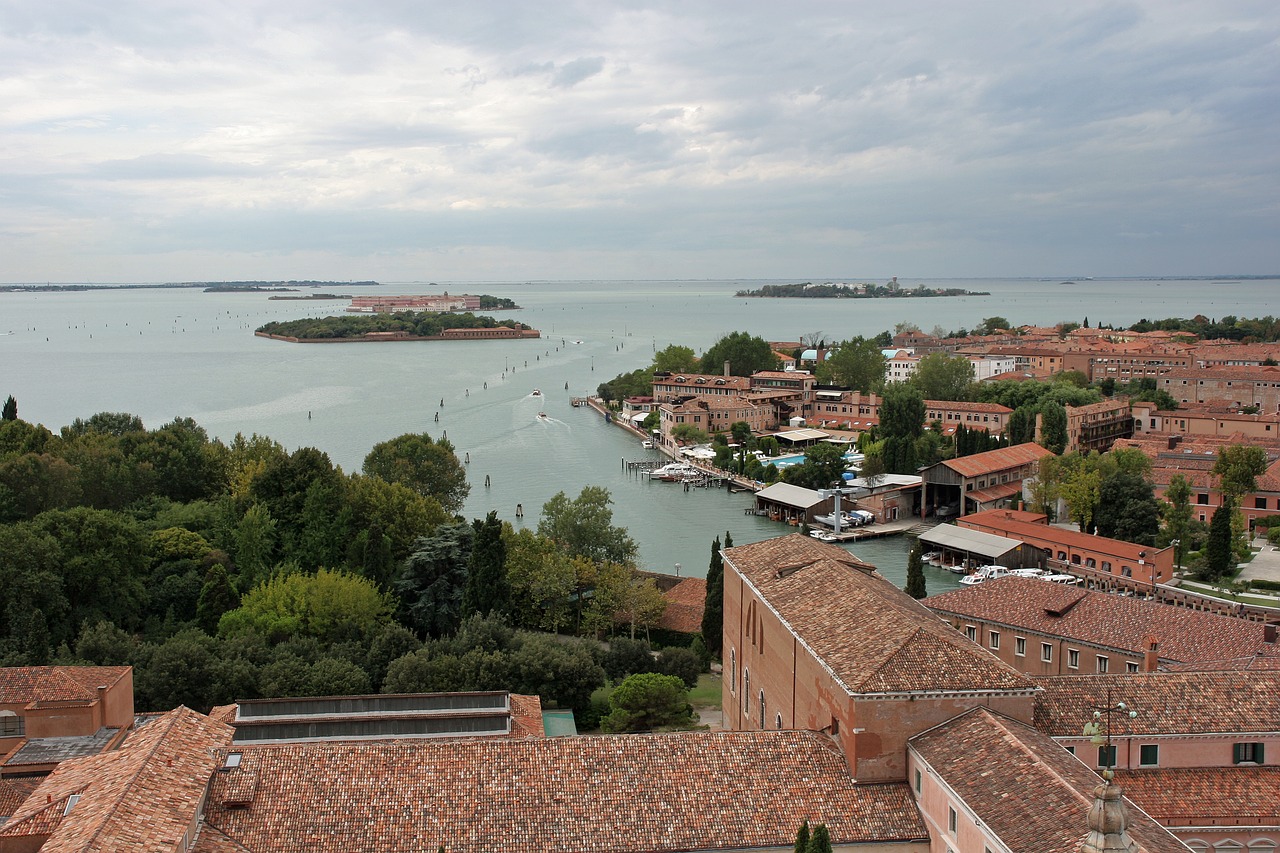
[1159,365,1280,412]
[1064,398,1134,453]
[957,508,1174,589]
[347,293,482,313]
[1,666,134,779]
[920,442,1055,518]
[750,482,834,525]
[924,576,1279,676]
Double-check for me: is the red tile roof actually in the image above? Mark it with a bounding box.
[0,667,130,706]
[1032,672,1280,737]
[959,510,1170,562]
[939,442,1054,478]
[1112,767,1280,826]
[657,577,706,634]
[924,577,1275,664]
[0,706,233,852]
[724,534,1036,695]
[0,778,40,823]
[910,708,1188,853]
[202,730,927,852]
[507,693,546,738]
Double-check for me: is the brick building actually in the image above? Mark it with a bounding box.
[1159,365,1280,411]
[920,442,1055,518]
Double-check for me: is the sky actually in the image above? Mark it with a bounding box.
[2,0,1278,282]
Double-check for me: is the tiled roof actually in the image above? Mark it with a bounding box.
[192,825,255,853]
[0,778,40,823]
[1032,672,1280,736]
[910,708,1188,853]
[1112,767,1280,826]
[0,706,233,852]
[923,400,1013,414]
[958,510,1169,561]
[723,534,1035,695]
[924,577,1275,664]
[0,666,130,705]
[939,442,1054,478]
[657,577,706,634]
[507,694,546,738]
[202,730,927,852]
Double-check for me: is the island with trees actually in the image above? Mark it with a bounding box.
[734,280,988,298]
[255,309,538,342]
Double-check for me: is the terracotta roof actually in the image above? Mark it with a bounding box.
[910,708,1188,853]
[202,730,927,852]
[0,667,130,706]
[923,400,1013,414]
[924,577,1275,664]
[657,576,706,634]
[1112,767,1280,826]
[958,510,1170,562]
[723,534,1035,696]
[939,442,1054,478]
[0,778,40,822]
[507,694,546,738]
[0,706,233,851]
[1032,672,1280,737]
[192,825,255,853]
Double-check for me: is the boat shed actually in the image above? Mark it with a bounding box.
[918,524,1045,570]
[753,482,835,525]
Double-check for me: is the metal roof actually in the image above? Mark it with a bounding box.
[755,482,828,509]
[919,524,1024,558]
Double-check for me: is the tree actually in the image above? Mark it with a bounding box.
[1,396,15,421]
[1213,446,1268,506]
[31,507,149,633]
[794,821,811,853]
[816,337,885,392]
[362,433,470,516]
[397,522,474,638]
[196,563,239,635]
[806,824,833,853]
[975,317,1011,335]
[702,536,724,657]
[220,568,394,644]
[782,442,849,490]
[652,344,699,374]
[537,486,637,566]
[1026,455,1061,520]
[911,352,975,401]
[698,332,779,377]
[905,541,926,599]
[671,424,709,445]
[1059,455,1102,533]
[464,511,509,618]
[859,453,887,488]
[233,503,277,589]
[1204,504,1235,581]
[656,647,701,689]
[879,384,925,474]
[1162,474,1193,570]
[346,474,449,564]
[599,672,695,733]
[1095,472,1160,545]
[503,528,577,632]
[602,637,657,682]
[1037,401,1068,454]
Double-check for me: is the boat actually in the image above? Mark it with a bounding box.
[921,551,941,565]
[1009,568,1052,579]
[814,511,859,528]
[1042,573,1082,585]
[531,389,543,397]
[809,529,838,542]
[648,462,699,481]
[959,565,1013,586]
[641,440,654,449]
[536,412,549,421]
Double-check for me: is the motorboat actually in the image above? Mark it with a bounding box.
[641,440,654,449]
[1009,568,1053,579]
[809,529,838,542]
[531,389,543,397]
[536,411,549,421]
[959,565,1013,586]
[649,462,699,481]
[921,552,941,565]
[1042,573,1082,585]
[814,511,859,528]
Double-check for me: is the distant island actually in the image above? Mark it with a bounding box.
[256,310,539,343]
[735,280,988,299]
[268,293,352,301]
[0,280,380,293]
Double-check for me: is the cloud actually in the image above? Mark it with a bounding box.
[550,56,606,88]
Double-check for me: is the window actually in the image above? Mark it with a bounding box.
[1041,643,1053,663]
[224,752,242,769]
[1139,744,1159,767]
[1257,497,1268,510]
[1064,745,1076,756]
[775,713,782,730]
[1097,656,1109,673]
[1015,637,1026,657]
[989,631,1000,650]
[948,806,958,835]
[1098,745,1117,768]
[1085,558,1097,568]
[759,690,766,729]
[1101,561,1112,573]
[742,670,750,715]
[914,768,922,794]
[1057,550,1067,561]
[965,625,977,642]
[1068,649,1080,669]
[730,649,737,694]
[1197,493,1209,505]
[1127,661,1140,673]
[0,713,24,737]
[1234,742,1265,764]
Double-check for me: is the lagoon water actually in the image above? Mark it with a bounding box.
[3,276,1276,590]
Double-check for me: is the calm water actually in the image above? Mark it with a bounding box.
[3,277,1275,589]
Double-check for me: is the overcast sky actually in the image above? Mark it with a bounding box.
[3,1,1278,282]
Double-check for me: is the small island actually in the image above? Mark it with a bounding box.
[255,310,540,343]
[735,279,988,298]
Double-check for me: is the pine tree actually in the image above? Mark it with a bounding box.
[1,395,16,421]
[905,541,927,599]
[793,821,811,853]
[701,535,724,657]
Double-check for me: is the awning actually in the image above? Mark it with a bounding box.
[966,482,1022,504]
[774,428,830,443]
[754,482,828,510]
[919,525,1024,559]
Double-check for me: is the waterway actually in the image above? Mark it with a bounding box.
[3,277,1275,592]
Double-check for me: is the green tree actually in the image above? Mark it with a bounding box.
[464,511,509,617]
[975,317,1011,335]
[599,672,695,733]
[233,502,277,588]
[1213,445,1268,506]
[537,486,637,566]
[1162,474,1193,570]
[1038,401,1068,454]
[806,824,833,853]
[1095,472,1160,545]
[702,535,724,657]
[698,332,779,377]
[1,396,15,421]
[130,417,228,503]
[905,541,926,599]
[1204,503,1235,581]
[1059,454,1102,533]
[503,528,576,632]
[817,337,885,392]
[0,453,81,521]
[794,821,811,853]
[220,568,394,644]
[671,423,709,445]
[652,344,699,374]
[397,522,474,637]
[346,474,448,564]
[73,620,137,666]
[196,563,239,634]
[362,433,470,516]
[602,637,657,682]
[783,442,849,490]
[911,352,975,401]
[1026,455,1061,520]
[879,384,925,474]
[31,507,149,632]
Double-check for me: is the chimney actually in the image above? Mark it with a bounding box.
[1080,784,1139,853]
[1143,636,1159,672]
[1265,623,1278,644]
[724,360,731,378]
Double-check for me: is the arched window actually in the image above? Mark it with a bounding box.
[776,713,783,729]
[742,670,750,715]
[730,648,737,694]
[759,690,766,729]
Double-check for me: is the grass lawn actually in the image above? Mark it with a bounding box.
[688,672,722,708]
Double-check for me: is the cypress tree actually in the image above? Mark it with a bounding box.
[701,535,724,657]
[1204,502,1234,581]
[464,510,509,617]
[905,541,927,599]
[1,395,15,421]
[793,821,810,853]
[196,563,239,634]
[723,529,733,550]
[806,823,833,853]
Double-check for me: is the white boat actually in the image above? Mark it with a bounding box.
[536,412,549,421]
[1009,568,1052,579]
[531,389,543,397]
[649,462,699,481]
[809,530,838,542]
[959,565,1013,586]
[921,552,941,565]
[814,511,859,528]
[1042,573,1082,585]
[641,440,654,449]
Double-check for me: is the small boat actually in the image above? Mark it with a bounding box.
[809,529,838,542]
[1009,568,1052,579]
[649,462,699,481]
[641,440,654,449]
[921,552,941,565]
[959,565,1013,586]
[531,389,543,397]
[536,412,549,421]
